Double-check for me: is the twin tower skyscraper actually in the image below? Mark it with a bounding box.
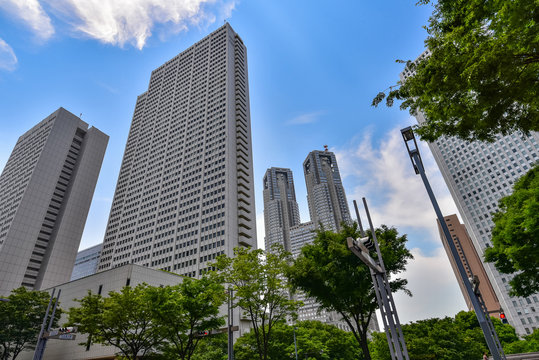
[263,150,351,255]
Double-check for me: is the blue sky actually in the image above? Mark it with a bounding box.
[0,0,468,323]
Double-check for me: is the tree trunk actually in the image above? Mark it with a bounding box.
[360,331,371,360]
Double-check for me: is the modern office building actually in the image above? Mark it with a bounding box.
[437,215,501,315]
[0,108,108,296]
[263,150,378,332]
[98,23,257,278]
[304,149,351,231]
[19,264,186,360]
[71,243,102,281]
[401,55,539,334]
[262,167,301,251]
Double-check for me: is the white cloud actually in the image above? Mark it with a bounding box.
[0,38,17,71]
[0,0,54,40]
[287,110,325,125]
[385,247,467,325]
[334,123,459,243]
[47,0,232,49]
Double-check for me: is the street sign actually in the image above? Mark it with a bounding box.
[43,327,78,339]
[46,333,76,340]
[195,326,239,337]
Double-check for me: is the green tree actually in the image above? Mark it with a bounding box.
[0,287,61,360]
[234,321,360,360]
[484,165,539,297]
[504,328,539,354]
[372,0,539,142]
[67,284,161,360]
[369,311,522,360]
[213,245,301,360]
[190,333,227,360]
[288,224,413,360]
[147,276,226,360]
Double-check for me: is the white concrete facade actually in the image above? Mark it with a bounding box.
[401,55,539,335]
[19,264,187,360]
[0,108,108,296]
[98,23,256,278]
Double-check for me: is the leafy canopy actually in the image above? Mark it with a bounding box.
[288,224,413,360]
[369,311,519,360]
[484,165,539,297]
[373,0,539,142]
[234,320,360,360]
[67,284,162,360]
[146,276,226,360]
[213,245,301,360]
[0,287,61,360]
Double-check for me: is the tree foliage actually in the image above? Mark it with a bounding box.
[373,0,539,142]
[288,224,413,360]
[67,284,162,360]
[147,277,226,360]
[0,287,61,360]
[484,165,539,297]
[213,245,301,360]
[504,328,539,354]
[68,279,226,360]
[190,333,228,360]
[369,311,520,360]
[234,320,360,360]
[370,310,537,360]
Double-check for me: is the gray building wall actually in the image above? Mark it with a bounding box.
[70,243,102,281]
[19,264,187,360]
[303,150,351,231]
[98,23,256,278]
[401,54,539,335]
[263,152,378,333]
[263,167,301,252]
[0,108,108,296]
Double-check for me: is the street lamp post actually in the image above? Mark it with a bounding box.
[293,326,298,360]
[400,126,506,360]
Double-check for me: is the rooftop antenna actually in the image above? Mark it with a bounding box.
[79,113,83,119]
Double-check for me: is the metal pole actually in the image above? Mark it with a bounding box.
[228,287,234,360]
[33,288,55,360]
[410,151,504,360]
[363,198,409,360]
[293,327,298,360]
[47,289,61,331]
[353,200,365,235]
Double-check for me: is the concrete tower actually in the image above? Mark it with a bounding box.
[437,215,501,315]
[401,54,539,335]
[262,167,301,251]
[98,24,257,279]
[0,108,108,296]
[303,149,351,231]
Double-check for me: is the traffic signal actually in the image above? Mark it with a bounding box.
[196,330,209,337]
[500,312,508,324]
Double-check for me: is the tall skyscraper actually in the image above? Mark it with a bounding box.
[0,108,108,296]
[437,215,500,315]
[401,55,539,334]
[98,23,256,279]
[263,150,378,332]
[263,167,300,251]
[70,243,102,281]
[304,149,351,231]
